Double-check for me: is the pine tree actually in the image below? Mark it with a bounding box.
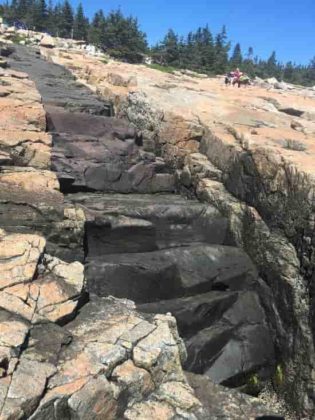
[59,0,73,38]
[100,9,147,63]
[283,61,295,83]
[201,25,215,72]
[88,10,106,46]
[266,51,278,77]
[243,47,255,77]
[305,56,315,85]
[32,0,48,31]
[214,26,230,74]
[247,47,254,60]
[16,0,30,19]
[160,29,180,66]
[46,0,55,35]
[73,3,88,40]
[230,43,242,68]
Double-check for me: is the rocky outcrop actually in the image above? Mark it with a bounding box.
[49,106,175,194]
[2,43,286,418]
[0,49,210,419]
[41,45,315,416]
[0,231,207,420]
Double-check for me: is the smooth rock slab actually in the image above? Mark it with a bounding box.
[48,107,175,194]
[67,193,229,256]
[86,244,259,303]
[184,292,275,385]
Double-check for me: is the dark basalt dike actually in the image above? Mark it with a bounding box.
[5,45,286,418]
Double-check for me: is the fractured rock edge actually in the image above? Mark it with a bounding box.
[44,47,315,417]
[0,44,285,419]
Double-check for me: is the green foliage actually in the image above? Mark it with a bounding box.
[87,10,105,47]
[274,364,284,387]
[73,3,88,41]
[8,33,26,44]
[145,63,175,73]
[99,10,147,63]
[245,373,261,396]
[151,24,226,74]
[230,43,242,68]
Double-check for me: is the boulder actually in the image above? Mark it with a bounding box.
[40,35,55,48]
[139,290,275,387]
[265,77,278,85]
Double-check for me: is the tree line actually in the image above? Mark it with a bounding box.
[153,28,315,86]
[1,0,314,85]
[0,0,147,62]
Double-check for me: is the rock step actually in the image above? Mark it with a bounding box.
[8,45,112,115]
[47,105,175,194]
[6,44,278,405]
[66,193,229,256]
[86,244,258,303]
[8,46,176,195]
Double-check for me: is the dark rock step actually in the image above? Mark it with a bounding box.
[8,45,112,116]
[183,292,275,384]
[138,291,240,338]
[46,105,136,138]
[138,290,276,386]
[185,322,274,385]
[66,193,229,256]
[46,106,175,194]
[86,244,259,303]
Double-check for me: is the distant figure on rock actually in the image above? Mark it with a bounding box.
[224,72,234,86]
[225,68,251,88]
[233,74,251,88]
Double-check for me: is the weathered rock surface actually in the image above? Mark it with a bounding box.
[2,42,287,418]
[46,45,315,416]
[67,193,229,256]
[0,67,51,168]
[49,106,175,194]
[86,244,259,301]
[139,291,275,387]
[186,372,284,419]
[0,231,205,419]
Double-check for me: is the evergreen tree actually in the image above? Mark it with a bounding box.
[242,47,255,77]
[283,61,295,83]
[32,0,48,31]
[230,43,243,68]
[46,0,56,34]
[88,10,106,46]
[201,25,215,71]
[266,51,278,77]
[100,9,147,63]
[247,46,254,60]
[58,0,73,38]
[159,29,180,66]
[16,0,30,20]
[73,3,88,40]
[214,26,230,74]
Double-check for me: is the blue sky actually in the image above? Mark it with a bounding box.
[72,0,314,65]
